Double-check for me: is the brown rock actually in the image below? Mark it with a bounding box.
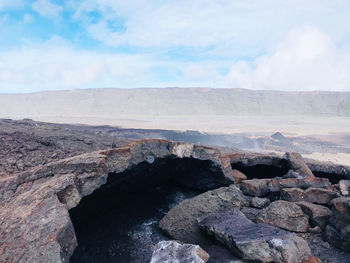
[296,201,332,229]
[257,200,309,232]
[239,179,279,197]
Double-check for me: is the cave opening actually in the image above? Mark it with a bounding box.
[231,160,290,179]
[69,156,229,263]
[313,171,348,184]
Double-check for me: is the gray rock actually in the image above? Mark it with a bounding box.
[239,178,330,197]
[296,201,332,229]
[281,188,305,202]
[159,185,248,245]
[304,188,338,205]
[241,207,260,222]
[257,200,309,232]
[199,210,313,263]
[150,240,209,263]
[284,152,314,177]
[250,197,270,208]
[282,169,306,179]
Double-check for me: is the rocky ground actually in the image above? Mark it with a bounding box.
[1,119,350,263]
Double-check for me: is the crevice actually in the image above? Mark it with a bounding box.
[313,171,348,184]
[231,161,290,179]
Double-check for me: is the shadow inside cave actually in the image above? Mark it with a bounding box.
[69,157,229,263]
[231,160,290,179]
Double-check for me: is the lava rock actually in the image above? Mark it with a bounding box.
[250,197,270,208]
[281,188,305,202]
[329,197,350,227]
[159,185,248,245]
[150,240,210,263]
[281,187,338,205]
[339,180,350,196]
[240,179,279,197]
[296,201,332,229]
[304,188,338,205]
[199,210,313,263]
[281,170,306,179]
[322,197,350,252]
[241,207,261,222]
[323,224,350,252]
[240,178,330,197]
[257,200,309,232]
[284,152,314,177]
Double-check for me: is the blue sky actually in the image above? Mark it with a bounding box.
[0,0,350,93]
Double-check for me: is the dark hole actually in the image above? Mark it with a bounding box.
[231,161,290,179]
[313,171,348,184]
[69,156,229,263]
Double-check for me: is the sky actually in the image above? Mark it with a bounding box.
[0,0,350,93]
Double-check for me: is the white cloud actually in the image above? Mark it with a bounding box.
[1,27,349,92]
[226,26,350,91]
[32,0,63,18]
[0,37,156,93]
[23,14,34,23]
[73,0,350,57]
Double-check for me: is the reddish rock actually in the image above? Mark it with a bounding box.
[257,200,309,232]
[296,201,332,229]
[239,179,279,197]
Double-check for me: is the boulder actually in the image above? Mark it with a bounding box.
[281,188,305,202]
[296,201,332,229]
[150,240,209,263]
[240,178,330,197]
[250,197,270,208]
[339,180,350,196]
[257,200,309,232]
[284,152,314,177]
[159,185,248,245]
[281,187,338,205]
[304,188,338,205]
[239,179,279,197]
[199,210,313,263]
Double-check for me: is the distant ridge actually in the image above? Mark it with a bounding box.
[1,88,350,118]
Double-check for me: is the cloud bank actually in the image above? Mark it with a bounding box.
[0,0,349,92]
